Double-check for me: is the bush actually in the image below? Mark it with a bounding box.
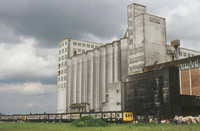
[71,116,110,127]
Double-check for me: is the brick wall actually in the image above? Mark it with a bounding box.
[191,68,200,95]
[181,67,200,96]
[181,69,190,95]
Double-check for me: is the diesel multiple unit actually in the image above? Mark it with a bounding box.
[1,111,133,123]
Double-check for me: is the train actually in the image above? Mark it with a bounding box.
[1,111,133,123]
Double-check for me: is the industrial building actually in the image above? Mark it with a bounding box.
[57,2,200,119]
[57,38,103,113]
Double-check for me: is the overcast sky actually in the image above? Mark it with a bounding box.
[0,0,200,114]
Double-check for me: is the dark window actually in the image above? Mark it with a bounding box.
[74,51,77,56]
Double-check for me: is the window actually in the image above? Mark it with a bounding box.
[59,44,61,48]
[183,52,186,56]
[62,49,64,53]
[62,56,64,60]
[82,49,85,52]
[82,43,85,47]
[78,43,81,46]
[78,49,81,52]
[87,44,90,48]
[65,48,67,52]
[59,50,61,54]
[62,43,64,46]
[116,90,119,93]
[59,57,61,61]
[95,46,98,48]
[188,53,190,57]
[179,52,182,56]
[91,45,94,48]
[117,102,121,105]
[65,42,67,45]
[73,42,77,45]
[74,51,77,56]
[65,55,67,59]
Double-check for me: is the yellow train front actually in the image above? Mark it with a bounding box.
[122,112,134,122]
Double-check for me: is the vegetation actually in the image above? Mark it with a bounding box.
[1,121,200,131]
[71,116,110,127]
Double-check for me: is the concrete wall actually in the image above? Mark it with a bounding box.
[144,14,167,66]
[127,3,167,75]
[64,38,128,112]
[102,82,122,111]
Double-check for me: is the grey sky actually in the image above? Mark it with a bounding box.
[0,0,200,114]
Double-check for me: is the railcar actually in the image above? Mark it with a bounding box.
[1,111,133,123]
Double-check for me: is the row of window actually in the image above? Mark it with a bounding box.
[179,51,195,57]
[59,55,67,61]
[58,83,67,88]
[129,66,143,74]
[167,49,196,58]
[180,59,199,69]
[59,42,67,48]
[129,47,144,55]
[58,62,67,70]
[59,48,67,54]
[58,68,67,75]
[77,49,87,52]
[58,76,66,82]
[73,42,98,48]
[129,55,144,64]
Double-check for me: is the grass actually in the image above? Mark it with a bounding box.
[1,122,200,131]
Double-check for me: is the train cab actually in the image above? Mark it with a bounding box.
[123,112,133,122]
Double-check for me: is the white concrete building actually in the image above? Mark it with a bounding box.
[64,38,129,113]
[57,38,103,113]
[127,3,167,75]
[57,3,200,113]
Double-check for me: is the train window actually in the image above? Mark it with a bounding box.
[125,114,127,117]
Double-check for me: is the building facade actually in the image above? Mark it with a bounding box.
[57,38,103,113]
[127,3,167,75]
[57,3,200,114]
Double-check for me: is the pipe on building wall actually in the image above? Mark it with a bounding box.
[81,53,87,103]
[67,58,72,110]
[179,66,182,94]
[93,49,100,111]
[76,55,82,103]
[106,44,114,87]
[113,41,119,82]
[99,46,107,109]
[72,57,77,104]
[87,51,94,109]
[189,66,192,95]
